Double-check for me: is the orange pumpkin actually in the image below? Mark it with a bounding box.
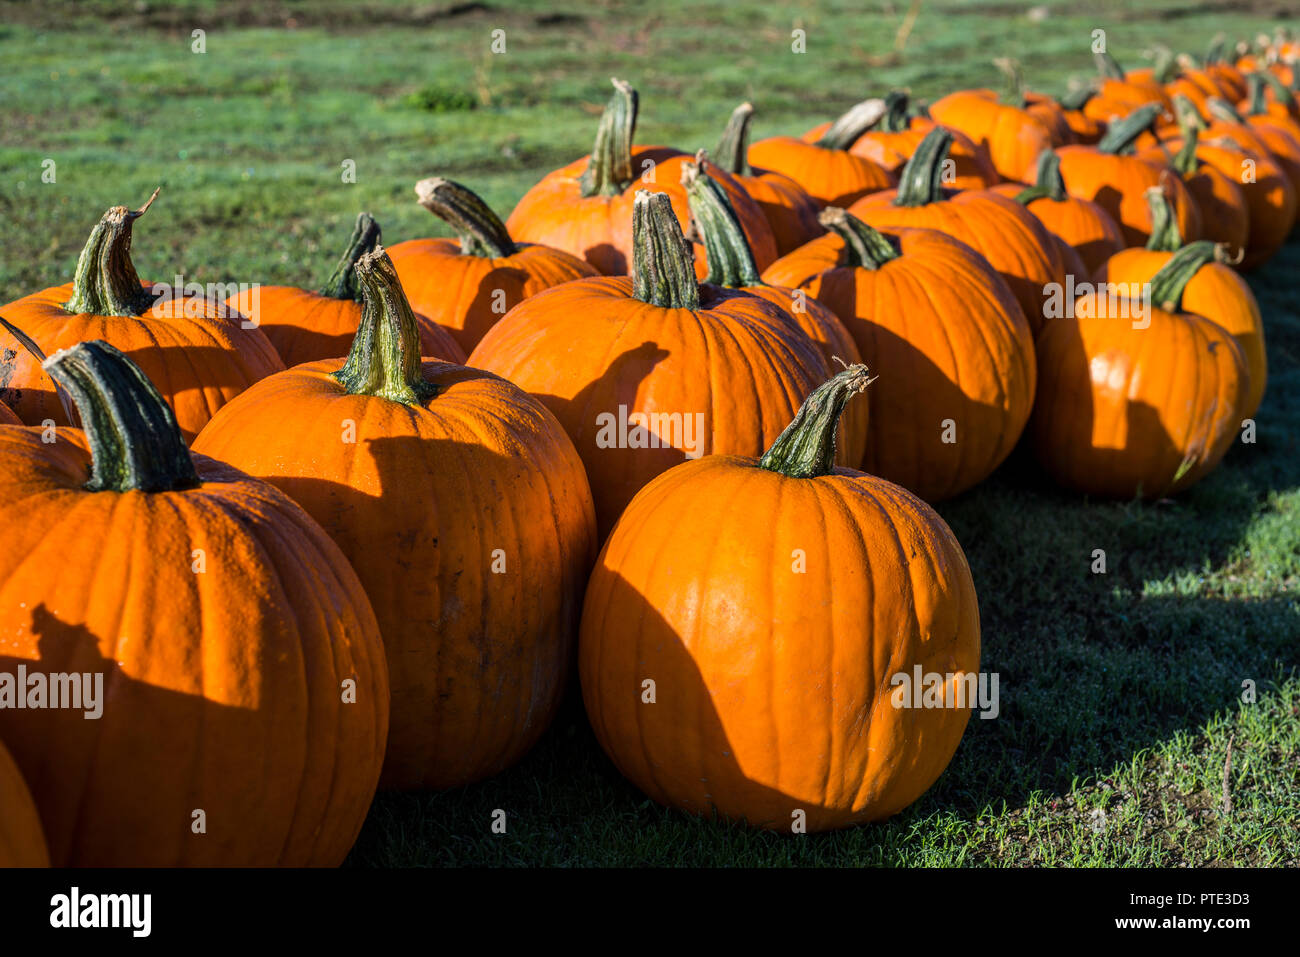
[0,190,283,442]
[1139,122,1250,258]
[0,399,21,426]
[763,208,1036,501]
[579,365,981,832]
[193,248,597,792]
[228,212,466,367]
[386,178,599,354]
[1206,96,1300,197]
[470,191,834,537]
[0,341,388,865]
[505,78,777,276]
[1055,86,1108,144]
[1086,48,1173,122]
[0,738,47,867]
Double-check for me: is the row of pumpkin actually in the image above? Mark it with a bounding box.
[0,34,1296,865]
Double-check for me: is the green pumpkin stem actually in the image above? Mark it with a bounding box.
[579,78,638,198]
[815,98,888,150]
[1172,93,1208,131]
[1150,44,1179,84]
[894,127,953,207]
[759,364,875,479]
[1095,49,1127,80]
[1149,240,1218,311]
[332,246,440,404]
[1143,186,1183,252]
[1245,73,1269,116]
[1059,85,1096,111]
[715,102,755,176]
[631,190,700,310]
[42,340,199,493]
[318,213,382,300]
[1205,34,1227,66]
[415,177,516,258]
[1095,103,1164,154]
[1260,70,1296,107]
[818,207,899,269]
[64,188,160,317]
[1206,97,1245,125]
[880,91,912,133]
[681,155,761,288]
[994,57,1027,107]
[1016,149,1068,204]
[1172,122,1200,175]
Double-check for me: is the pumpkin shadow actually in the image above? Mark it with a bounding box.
[455,264,533,350]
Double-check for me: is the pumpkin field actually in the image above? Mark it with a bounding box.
[0,0,1298,872]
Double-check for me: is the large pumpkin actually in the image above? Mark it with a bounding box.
[0,190,283,442]
[579,365,981,832]
[386,178,599,353]
[193,248,597,791]
[848,128,1068,338]
[0,738,47,867]
[764,208,1035,501]
[0,341,388,866]
[504,78,777,276]
[228,212,466,367]
[470,190,834,537]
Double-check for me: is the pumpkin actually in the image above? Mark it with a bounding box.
[0,399,21,426]
[1086,48,1173,122]
[1096,187,1266,420]
[1206,96,1300,197]
[0,738,47,867]
[682,155,868,467]
[713,103,824,255]
[0,340,388,865]
[505,78,777,276]
[579,364,981,832]
[228,212,466,367]
[0,190,283,442]
[386,178,599,353]
[992,149,1126,275]
[1240,71,1300,131]
[745,98,897,207]
[193,248,597,791]
[470,190,834,537]
[1052,104,1202,246]
[1031,247,1247,499]
[764,208,1035,500]
[1056,86,1108,144]
[848,128,1068,339]
[1138,122,1250,257]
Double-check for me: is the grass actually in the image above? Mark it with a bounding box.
[1,0,1296,866]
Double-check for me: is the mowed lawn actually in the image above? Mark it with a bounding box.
[0,0,1296,866]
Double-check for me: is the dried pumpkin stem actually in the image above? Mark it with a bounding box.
[579,78,638,198]
[333,246,440,404]
[818,207,899,269]
[1015,149,1068,204]
[894,127,953,207]
[414,177,517,259]
[65,188,160,317]
[1148,240,1217,311]
[682,155,762,288]
[1096,103,1164,155]
[815,98,888,151]
[994,57,1027,107]
[631,190,700,310]
[759,364,875,479]
[42,340,199,493]
[319,213,382,300]
[714,102,755,176]
[1144,186,1183,253]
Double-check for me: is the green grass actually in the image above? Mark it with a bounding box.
[1,0,1296,866]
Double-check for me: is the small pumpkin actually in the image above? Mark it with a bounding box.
[0,340,388,865]
[386,178,599,353]
[0,190,283,442]
[194,247,597,791]
[579,364,981,832]
[228,212,466,367]
[1085,48,1173,122]
[0,738,47,867]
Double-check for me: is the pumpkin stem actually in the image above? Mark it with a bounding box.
[332,245,440,404]
[879,91,912,133]
[1260,70,1296,107]
[815,98,888,150]
[414,177,517,258]
[64,188,160,317]
[1245,73,1269,116]
[1172,93,1208,131]
[994,57,1027,107]
[1143,185,1183,252]
[1171,121,1201,175]
[318,213,382,300]
[893,127,953,207]
[1015,149,1068,204]
[1059,84,1096,111]
[818,207,899,269]
[1095,103,1164,154]
[715,102,755,176]
[1148,240,1218,311]
[578,78,638,198]
[1095,49,1127,80]
[682,154,762,288]
[1206,97,1245,125]
[758,364,875,479]
[42,340,199,493]
[1205,34,1227,65]
[1149,44,1179,84]
[631,190,700,310]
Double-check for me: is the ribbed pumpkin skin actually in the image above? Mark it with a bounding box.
[1031,298,1246,498]
[505,147,777,277]
[580,454,980,831]
[928,90,1062,182]
[746,137,897,207]
[193,361,597,791]
[848,189,1067,339]
[227,285,467,368]
[0,400,21,425]
[802,119,1000,190]
[989,182,1126,276]
[0,738,47,867]
[1051,148,1202,246]
[1097,249,1266,420]
[764,227,1036,501]
[0,283,284,442]
[468,278,832,538]
[1141,149,1250,257]
[734,169,825,255]
[0,430,388,866]
[385,239,599,354]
